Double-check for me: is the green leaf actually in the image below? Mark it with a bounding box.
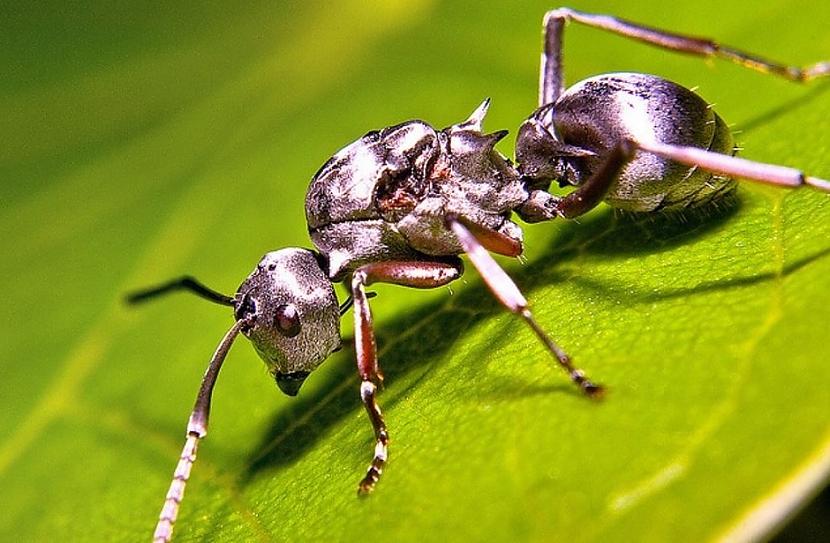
[2,1,829,541]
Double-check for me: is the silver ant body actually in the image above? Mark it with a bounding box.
[130,9,830,542]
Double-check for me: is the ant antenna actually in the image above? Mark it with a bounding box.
[153,317,250,543]
[126,276,234,306]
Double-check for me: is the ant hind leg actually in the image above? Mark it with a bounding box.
[540,7,830,108]
[445,215,604,397]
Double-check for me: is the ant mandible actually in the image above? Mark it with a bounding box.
[129,8,830,542]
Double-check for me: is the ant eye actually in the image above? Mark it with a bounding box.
[274,304,301,337]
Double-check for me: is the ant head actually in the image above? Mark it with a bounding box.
[234,248,340,396]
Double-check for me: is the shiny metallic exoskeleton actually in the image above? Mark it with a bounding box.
[517,72,737,213]
[129,8,830,542]
[306,110,526,279]
[234,249,340,395]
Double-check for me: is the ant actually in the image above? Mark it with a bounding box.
[129,8,830,542]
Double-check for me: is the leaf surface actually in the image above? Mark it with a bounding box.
[2,1,829,541]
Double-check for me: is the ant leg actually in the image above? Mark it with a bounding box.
[126,276,234,306]
[635,139,830,193]
[539,7,567,106]
[518,140,637,222]
[520,135,829,225]
[520,136,829,225]
[541,7,830,106]
[153,318,248,543]
[351,260,463,494]
[446,215,604,397]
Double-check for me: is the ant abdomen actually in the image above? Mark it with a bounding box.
[530,73,738,212]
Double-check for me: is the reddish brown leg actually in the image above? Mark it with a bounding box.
[518,139,637,222]
[519,134,830,226]
[541,7,830,106]
[452,215,524,256]
[351,259,463,494]
[635,139,830,193]
[446,215,604,397]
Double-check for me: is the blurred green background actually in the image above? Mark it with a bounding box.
[2,1,829,541]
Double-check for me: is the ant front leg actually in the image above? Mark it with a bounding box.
[540,7,830,106]
[446,215,604,397]
[350,260,463,493]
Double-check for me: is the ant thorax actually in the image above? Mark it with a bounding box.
[306,102,527,280]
